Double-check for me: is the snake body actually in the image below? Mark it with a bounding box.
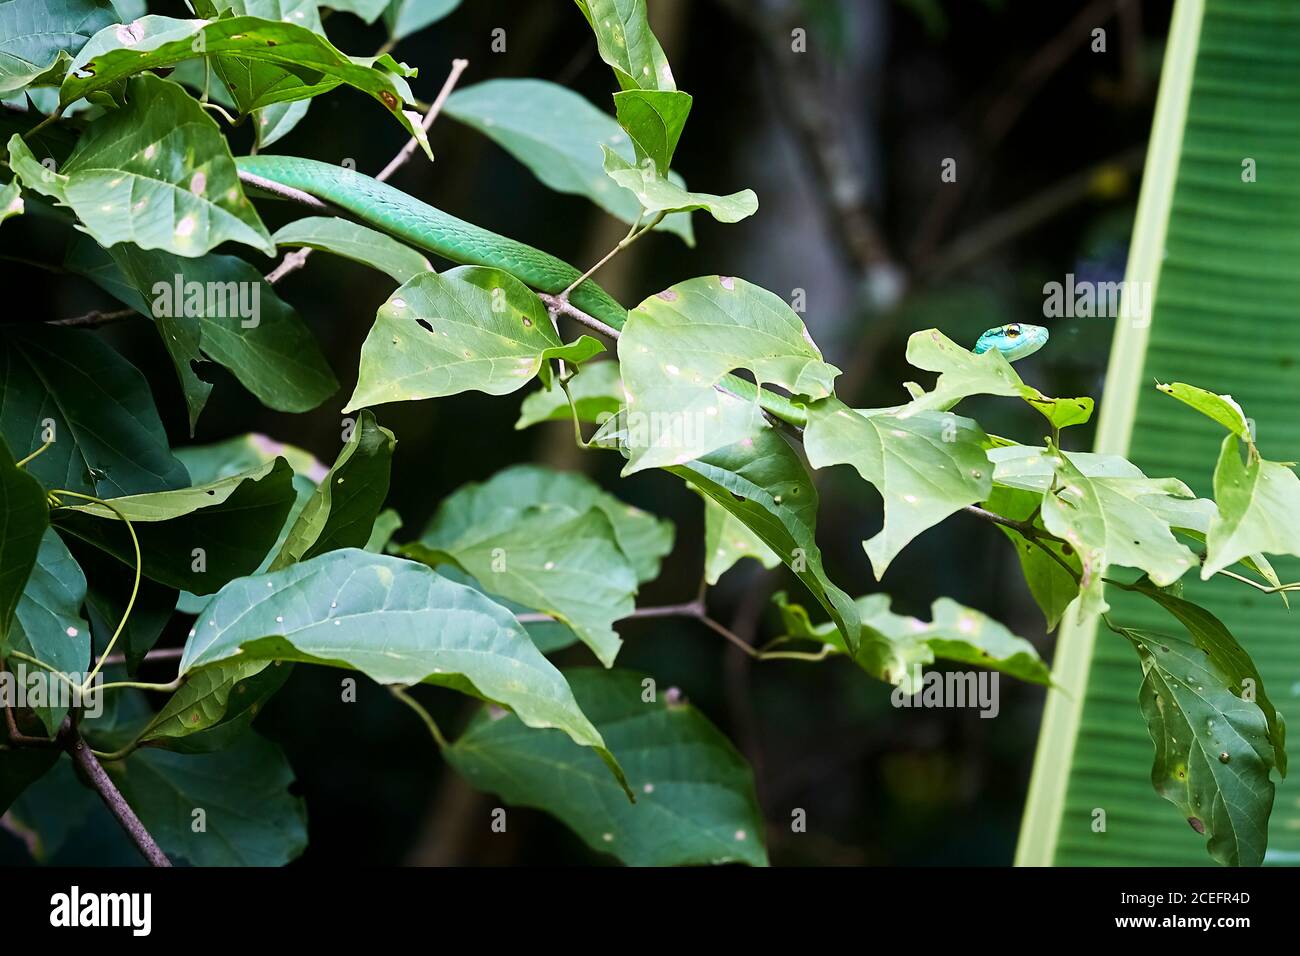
[237,157,1048,426]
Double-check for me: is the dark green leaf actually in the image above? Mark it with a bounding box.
[270,409,395,569]
[53,458,296,594]
[106,732,307,865]
[0,435,48,642]
[449,668,767,866]
[0,325,189,498]
[180,548,629,792]
[1118,626,1277,867]
[0,0,117,95]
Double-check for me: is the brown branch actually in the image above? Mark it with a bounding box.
[62,724,171,867]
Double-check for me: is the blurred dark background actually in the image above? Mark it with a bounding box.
[1,0,1174,865]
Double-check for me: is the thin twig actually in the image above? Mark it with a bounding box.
[376,58,468,183]
[62,724,171,867]
[537,294,621,339]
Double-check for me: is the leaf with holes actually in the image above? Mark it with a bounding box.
[347,266,604,411]
[1116,625,1277,867]
[804,397,992,578]
[0,0,117,95]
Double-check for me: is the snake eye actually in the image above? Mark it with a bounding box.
[1005,324,1020,338]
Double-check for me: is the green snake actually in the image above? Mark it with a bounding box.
[236,156,1048,420]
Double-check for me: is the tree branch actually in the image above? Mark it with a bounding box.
[62,724,171,867]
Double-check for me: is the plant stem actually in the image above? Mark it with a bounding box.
[51,490,141,691]
[62,724,171,867]
[559,211,664,301]
[390,686,448,749]
[14,440,52,468]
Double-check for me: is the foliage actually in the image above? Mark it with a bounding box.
[0,0,1290,869]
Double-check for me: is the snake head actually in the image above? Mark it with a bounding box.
[973,323,1049,361]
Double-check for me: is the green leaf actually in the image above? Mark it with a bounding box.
[774,591,1049,693]
[613,88,691,175]
[382,0,460,41]
[1156,381,1252,441]
[254,97,309,149]
[52,458,297,594]
[347,265,604,411]
[3,529,89,734]
[0,177,22,223]
[433,563,582,656]
[602,147,757,223]
[983,484,1079,631]
[270,409,395,569]
[0,747,59,815]
[179,549,629,793]
[0,325,189,498]
[193,0,323,146]
[61,14,431,152]
[137,658,290,753]
[0,0,117,95]
[1118,626,1277,867]
[328,0,389,24]
[72,542,175,672]
[1126,579,1286,777]
[449,668,767,866]
[0,436,49,642]
[106,732,308,865]
[4,756,96,858]
[657,421,862,655]
[1039,445,1200,617]
[8,75,275,256]
[443,79,693,243]
[364,507,402,553]
[574,0,674,92]
[515,359,625,430]
[804,397,992,577]
[1203,433,1300,579]
[898,329,1093,428]
[617,276,837,474]
[97,244,339,427]
[701,493,779,585]
[402,466,644,666]
[271,216,433,283]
